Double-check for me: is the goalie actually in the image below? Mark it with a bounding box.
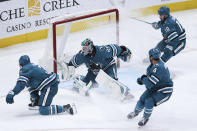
[58,38,133,100]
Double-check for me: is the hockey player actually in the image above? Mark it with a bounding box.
[59,38,133,100]
[127,48,173,126]
[6,55,76,115]
[151,6,186,62]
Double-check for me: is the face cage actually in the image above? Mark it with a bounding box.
[82,45,93,55]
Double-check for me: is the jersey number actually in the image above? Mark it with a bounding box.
[153,68,157,73]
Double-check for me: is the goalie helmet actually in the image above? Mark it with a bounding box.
[158,6,170,15]
[19,55,30,67]
[81,38,94,55]
[149,48,161,60]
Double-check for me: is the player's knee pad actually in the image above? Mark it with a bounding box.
[39,105,63,115]
[39,106,50,115]
[50,84,58,96]
[139,90,151,103]
[144,97,154,108]
[136,100,145,109]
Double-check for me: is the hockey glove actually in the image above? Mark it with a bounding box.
[6,90,15,104]
[152,22,160,30]
[137,78,143,85]
[137,75,147,85]
[59,62,75,81]
[119,46,132,62]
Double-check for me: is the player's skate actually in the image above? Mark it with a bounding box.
[138,117,149,126]
[28,97,39,110]
[63,104,77,115]
[28,102,39,110]
[127,112,138,119]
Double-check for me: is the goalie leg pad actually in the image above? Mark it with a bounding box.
[96,70,134,100]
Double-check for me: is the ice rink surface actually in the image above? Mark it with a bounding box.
[0,9,197,131]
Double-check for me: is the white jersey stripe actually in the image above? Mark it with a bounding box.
[168,32,177,39]
[174,42,184,54]
[162,90,173,93]
[156,96,169,106]
[109,45,115,57]
[151,75,159,82]
[72,55,79,67]
[30,73,56,93]
[42,87,51,106]
[19,76,29,81]
[169,34,178,41]
[158,87,173,92]
[148,77,157,85]
[17,79,28,83]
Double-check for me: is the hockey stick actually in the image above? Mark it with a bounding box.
[129,17,152,25]
[0,95,6,99]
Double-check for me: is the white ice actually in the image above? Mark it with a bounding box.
[0,9,197,131]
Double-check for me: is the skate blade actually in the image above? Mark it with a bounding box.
[28,106,39,110]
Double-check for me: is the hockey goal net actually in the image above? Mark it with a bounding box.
[40,8,120,75]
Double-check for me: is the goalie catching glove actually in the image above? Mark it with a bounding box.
[57,56,75,81]
[118,46,132,62]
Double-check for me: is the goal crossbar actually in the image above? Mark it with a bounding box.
[51,8,119,73]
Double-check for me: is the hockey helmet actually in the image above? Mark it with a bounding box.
[158,6,170,15]
[81,38,94,55]
[149,48,161,59]
[19,55,30,66]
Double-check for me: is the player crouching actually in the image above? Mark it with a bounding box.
[6,55,76,115]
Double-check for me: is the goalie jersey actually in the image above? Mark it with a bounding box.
[69,44,123,71]
[142,61,173,93]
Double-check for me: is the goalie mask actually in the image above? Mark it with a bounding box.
[81,38,94,55]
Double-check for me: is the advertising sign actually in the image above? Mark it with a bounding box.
[0,0,113,39]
